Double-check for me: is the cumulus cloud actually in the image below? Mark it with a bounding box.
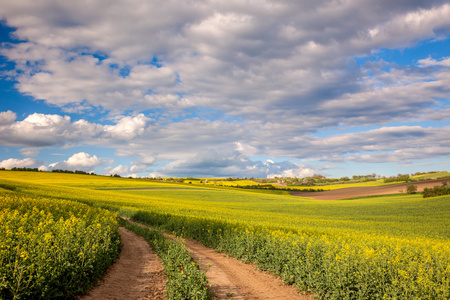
[129,164,150,173]
[0,111,16,126]
[103,114,150,139]
[104,164,129,176]
[0,113,78,147]
[0,112,152,148]
[49,152,110,171]
[267,166,317,179]
[0,157,43,169]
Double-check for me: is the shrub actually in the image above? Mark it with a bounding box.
[406,185,417,194]
[423,181,450,198]
[384,174,411,183]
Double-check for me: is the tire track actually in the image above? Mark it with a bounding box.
[79,227,166,300]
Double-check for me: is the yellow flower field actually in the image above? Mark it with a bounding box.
[0,170,449,299]
[0,187,120,299]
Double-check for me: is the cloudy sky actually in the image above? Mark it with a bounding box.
[1,0,450,178]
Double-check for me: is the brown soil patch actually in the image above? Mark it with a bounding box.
[78,227,166,300]
[291,178,450,200]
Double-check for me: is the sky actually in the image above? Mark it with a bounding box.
[0,1,450,179]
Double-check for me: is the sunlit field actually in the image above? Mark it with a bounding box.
[1,171,449,299]
[0,187,120,299]
[186,178,394,190]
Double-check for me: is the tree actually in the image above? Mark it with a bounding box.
[406,184,417,194]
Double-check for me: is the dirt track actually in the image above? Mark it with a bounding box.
[184,238,311,300]
[291,178,449,200]
[78,227,166,300]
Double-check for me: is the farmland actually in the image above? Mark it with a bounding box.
[0,171,449,299]
[0,188,120,299]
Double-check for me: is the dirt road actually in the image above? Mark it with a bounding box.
[184,238,312,300]
[291,178,449,200]
[78,227,166,300]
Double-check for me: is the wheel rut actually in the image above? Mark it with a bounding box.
[184,238,312,300]
[78,227,166,300]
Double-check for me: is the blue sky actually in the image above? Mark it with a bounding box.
[1,1,450,178]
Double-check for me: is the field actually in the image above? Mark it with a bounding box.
[1,171,449,299]
[0,187,120,299]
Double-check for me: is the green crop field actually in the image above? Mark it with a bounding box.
[1,170,449,299]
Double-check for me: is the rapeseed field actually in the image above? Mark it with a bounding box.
[0,171,449,299]
[0,188,120,299]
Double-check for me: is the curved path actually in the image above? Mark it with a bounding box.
[291,178,449,200]
[78,227,166,300]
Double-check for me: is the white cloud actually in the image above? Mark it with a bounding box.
[267,166,316,179]
[49,152,109,171]
[66,152,103,167]
[0,112,152,148]
[103,114,150,139]
[105,164,129,175]
[418,56,450,67]
[357,4,450,49]
[0,111,16,126]
[38,165,48,171]
[0,157,43,169]
[0,113,77,147]
[0,45,179,112]
[129,164,149,173]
